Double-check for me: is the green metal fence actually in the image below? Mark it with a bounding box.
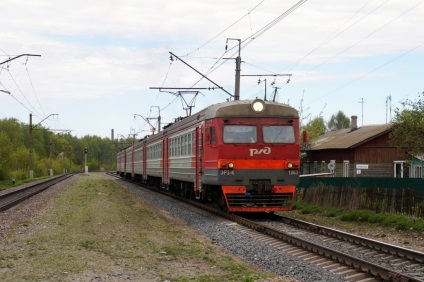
[297,177,424,217]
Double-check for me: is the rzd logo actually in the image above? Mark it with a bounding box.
[249,147,271,157]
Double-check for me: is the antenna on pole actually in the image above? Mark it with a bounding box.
[358,98,365,126]
[226,38,241,100]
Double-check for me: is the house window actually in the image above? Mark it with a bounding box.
[414,165,422,178]
[394,161,409,178]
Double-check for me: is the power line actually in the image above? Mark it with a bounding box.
[4,69,43,118]
[189,0,309,90]
[296,0,424,81]
[282,0,377,72]
[305,41,424,106]
[25,63,46,117]
[183,0,265,57]
[358,98,365,125]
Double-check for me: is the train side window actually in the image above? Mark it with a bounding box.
[188,133,192,155]
[184,134,188,155]
[263,125,295,143]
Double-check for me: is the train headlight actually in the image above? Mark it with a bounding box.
[287,162,293,169]
[252,99,265,113]
[228,162,234,169]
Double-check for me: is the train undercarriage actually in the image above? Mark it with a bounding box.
[118,171,294,213]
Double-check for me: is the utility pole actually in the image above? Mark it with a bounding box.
[386,95,392,123]
[29,113,58,179]
[50,133,53,176]
[358,98,365,126]
[150,106,161,133]
[29,114,33,179]
[134,108,161,135]
[84,147,88,174]
[226,38,241,100]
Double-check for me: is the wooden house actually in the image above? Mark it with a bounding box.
[301,116,410,178]
[411,154,424,178]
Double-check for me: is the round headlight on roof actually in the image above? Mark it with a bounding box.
[252,99,266,113]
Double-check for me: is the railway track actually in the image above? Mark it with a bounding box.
[111,173,423,282]
[194,203,423,281]
[246,214,424,281]
[0,174,74,212]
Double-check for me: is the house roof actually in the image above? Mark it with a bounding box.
[306,123,393,151]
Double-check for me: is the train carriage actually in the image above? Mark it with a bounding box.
[117,99,300,213]
[133,142,144,182]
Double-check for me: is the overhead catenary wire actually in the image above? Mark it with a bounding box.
[305,41,424,107]
[25,63,46,117]
[282,0,378,72]
[4,68,43,118]
[183,0,265,57]
[295,0,424,81]
[187,0,309,90]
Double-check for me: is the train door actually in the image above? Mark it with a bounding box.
[162,137,169,188]
[195,126,204,194]
[131,144,135,180]
[123,149,127,177]
[142,144,147,182]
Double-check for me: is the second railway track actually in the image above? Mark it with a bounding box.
[0,174,74,212]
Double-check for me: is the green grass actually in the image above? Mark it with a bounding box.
[0,174,277,281]
[293,202,424,231]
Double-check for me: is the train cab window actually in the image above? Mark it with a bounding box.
[223,125,257,143]
[263,125,295,143]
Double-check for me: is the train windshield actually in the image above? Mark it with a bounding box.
[223,125,257,143]
[263,125,295,143]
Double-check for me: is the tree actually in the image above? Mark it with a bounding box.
[0,132,13,179]
[327,111,350,130]
[302,116,326,141]
[389,92,424,156]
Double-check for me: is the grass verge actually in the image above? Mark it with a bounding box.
[292,202,424,231]
[0,174,279,281]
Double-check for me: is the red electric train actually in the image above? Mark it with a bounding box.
[117,99,300,213]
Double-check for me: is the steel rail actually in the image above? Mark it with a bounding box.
[0,174,74,212]
[275,215,424,264]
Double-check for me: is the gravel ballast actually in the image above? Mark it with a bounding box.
[117,177,346,282]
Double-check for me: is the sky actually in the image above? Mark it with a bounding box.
[1,0,423,139]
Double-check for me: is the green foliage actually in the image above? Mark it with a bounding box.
[0,118,116,182]
[300,205,322,215]
[301,116,326,141]
[389,92,424,156]
[327,111,350,130]
[0,131,13,179]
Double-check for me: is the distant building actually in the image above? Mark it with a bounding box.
[301,116,418,178]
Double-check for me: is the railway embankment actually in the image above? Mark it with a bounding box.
[0,173,289,282]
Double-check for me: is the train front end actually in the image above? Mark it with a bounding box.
[202,99,300,213]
